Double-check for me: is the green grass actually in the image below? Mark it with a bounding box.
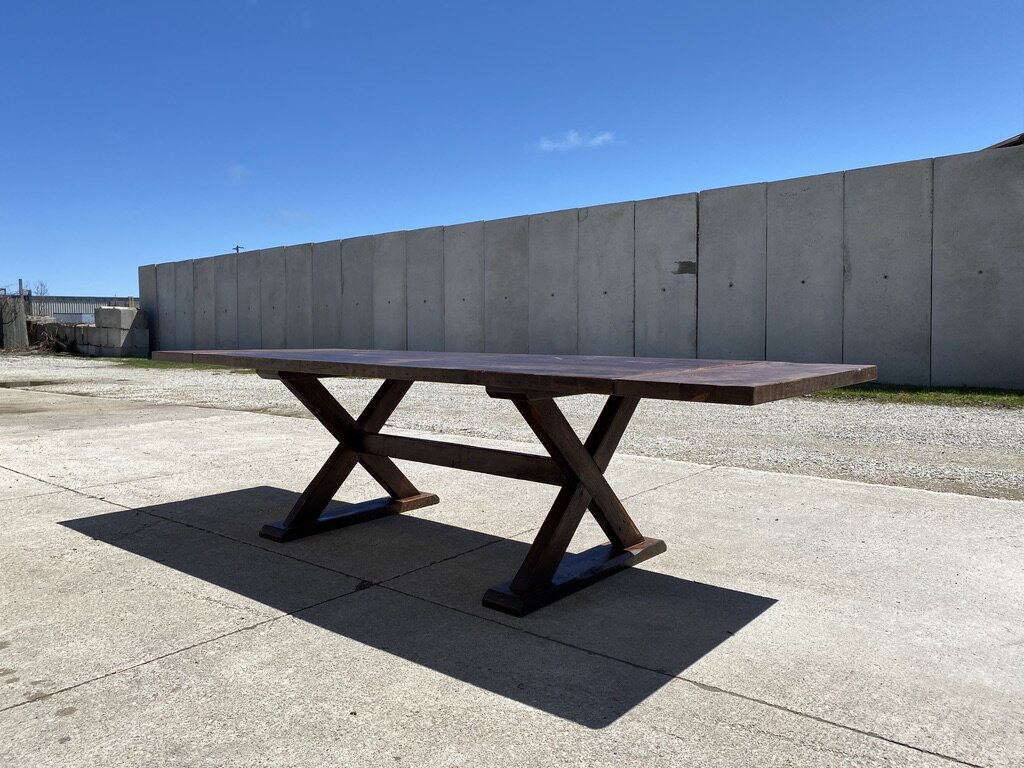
[110,357,254,373]
[808,383,1024,409]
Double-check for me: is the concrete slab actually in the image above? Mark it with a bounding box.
[341,236,374,349]
[372,231,407,350]
[578,202,634,356]
[1,585,951,767]
[137,265,157,352]
[192,256,216,349]
[235,250,262,349]
[844,160,932,384]
[635,194,698,357]
[932,146,1024,388]
[528,208,578,354]
[484,216,529,353]
[284,243,313,348]
[443,221,485,352]
[155,261,176,351]
[766,173,844,363]
[172,259,195,351]
[406,226,445,352]
[213,252,238,349]
[311,240,343,348]
[0,466,55,499]
[0,490,358,711]
[697,183,767,360]
[259,247,287,349]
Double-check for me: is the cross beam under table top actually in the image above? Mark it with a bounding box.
[258,372,665,616]
[153,349,876,616]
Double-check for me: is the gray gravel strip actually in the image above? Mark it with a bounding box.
[2,353,1022,500]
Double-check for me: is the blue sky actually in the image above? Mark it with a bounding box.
[2,1,1022,296]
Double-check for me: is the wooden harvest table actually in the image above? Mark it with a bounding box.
[154,349,876,616]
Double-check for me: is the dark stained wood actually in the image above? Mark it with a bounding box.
[360,433,565,485]
[260,493,439,542]
[154,349,877,405]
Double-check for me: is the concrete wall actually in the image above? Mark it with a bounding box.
[142,144,1024,389]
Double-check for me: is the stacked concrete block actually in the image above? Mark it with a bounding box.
[635,194,698,357]
[93,306,149,357]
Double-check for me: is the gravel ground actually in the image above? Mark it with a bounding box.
[2,352,1022,500]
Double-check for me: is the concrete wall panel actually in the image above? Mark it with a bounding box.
[214,253,238,349]
[932,146,1024,388]
[311,240,343,348]
[259,247,287,349]
[766,173,844,363]
[155,262,175,351]
[284,244,313,348]
[529,209,578,354]
[236,250,262,349]
[373,231,408,350]
[138,265,158,352]
[172,260,194,350]
[635,194,697,357]
[484,216,529,353]
[578,202,634,356]
[698,183,767,360]
[341,236,373,349]
[844,160,932,384]
[443,221,485,352]
[406,227,444,351]
[193,257,216,349]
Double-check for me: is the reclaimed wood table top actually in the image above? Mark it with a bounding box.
[153,349,876,405]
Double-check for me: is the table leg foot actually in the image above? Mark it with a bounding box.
[259,492,439,542]
[482,536,666,616]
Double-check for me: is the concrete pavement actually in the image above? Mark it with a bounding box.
[1,385,1021,767]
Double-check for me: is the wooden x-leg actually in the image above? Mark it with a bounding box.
[258,373,439,542]
[482,392,666,616]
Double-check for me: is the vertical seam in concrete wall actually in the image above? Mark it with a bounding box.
[576,210,581,355]
[841,171,847,365]
[441,227,447,351]
[631,201,637,356]
[928,158,935,387]
[694,191,701,358]
[762,182,769,358]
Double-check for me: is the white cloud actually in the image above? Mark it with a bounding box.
[533,130,616,153]
[227,164,253,185]
[265,208,313,226]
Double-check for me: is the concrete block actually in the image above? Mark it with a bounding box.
[844,159,933,385]
[214,253,238,349]
[95,306,145,331]
[93,307,117,329]
[0,296,28,349]
[373,231,407,350]
[443,221,485,352]
[173,260,195,351]
[341,236,374,349]
[528,208,578,354]
[259,247,287,349]
[697,183,767,360]
[125,328,150,358]
[101,327,129,349]
[155,262,176,351]
[635,194,697,357]
[192,257,216,349]
[766,173,844,363]
[932,146,1024,388]
[79,344,98,357]
[406,227,445,351]
[138,264,158,347]
[284,244,313,348]
[483,215,529,353]
[236,250,262,349]
[311,240,343,348]
[578,202,634,356]
[86,326,103,346]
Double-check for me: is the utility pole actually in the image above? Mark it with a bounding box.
[233,245,244,253]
